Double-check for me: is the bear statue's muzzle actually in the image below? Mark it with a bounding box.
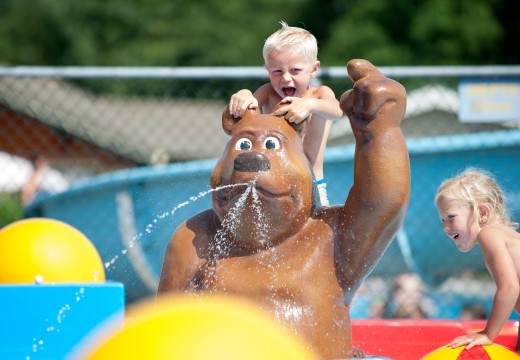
[233,152,271,172]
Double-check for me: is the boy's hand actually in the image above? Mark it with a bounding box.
[449,332,493,350]
[273,97,313,124]
[229,89,258,118]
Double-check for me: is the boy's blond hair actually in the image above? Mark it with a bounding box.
[435,167,518,229]
[262,21,318,64]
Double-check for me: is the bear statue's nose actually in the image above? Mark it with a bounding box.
[234,152,271,172]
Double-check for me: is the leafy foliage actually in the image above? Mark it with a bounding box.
[0,193,23,228]
[0,0,517,67]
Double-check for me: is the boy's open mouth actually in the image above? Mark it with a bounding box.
[451,233,459,240]
[282,87,296,97]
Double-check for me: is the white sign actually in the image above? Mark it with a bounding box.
[458,78,520,123]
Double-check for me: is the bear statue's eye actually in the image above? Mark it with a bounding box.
[235,138,252,151]
[263,137,280,150]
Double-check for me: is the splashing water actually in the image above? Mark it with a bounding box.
[27,185,271,358]
[213,183,253,257]
[101,179,290,313]
[212,180,275,255]
[27,287,86,357]
[251,185,271,245]
[215,183,305,325]
[206,181,288,299]
[250,185,282,285]
[104,182,250,270]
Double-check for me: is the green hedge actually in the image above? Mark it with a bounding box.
[0,192,23,228]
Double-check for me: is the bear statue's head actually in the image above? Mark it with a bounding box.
[209,105,315,251]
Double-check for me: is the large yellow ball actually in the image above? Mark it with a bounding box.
[82,295,318,360]
[422,343,520,359]
[0,218,105,283]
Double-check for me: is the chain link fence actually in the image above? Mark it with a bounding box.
[1,66,520,318]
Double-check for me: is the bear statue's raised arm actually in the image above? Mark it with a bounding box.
[335,59,410,301]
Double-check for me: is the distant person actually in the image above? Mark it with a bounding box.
[228,21,343,206]
[460,304,488,321]
[387,273,431,319]
[21,154,68,205]
[435,167,520,350]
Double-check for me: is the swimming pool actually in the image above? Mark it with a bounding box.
[26,129,520,303]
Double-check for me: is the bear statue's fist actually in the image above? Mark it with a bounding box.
[340,59,406,132]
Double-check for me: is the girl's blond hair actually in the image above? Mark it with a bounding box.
[435,167,518,229]
[263,21,318,64]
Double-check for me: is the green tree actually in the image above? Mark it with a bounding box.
[494,0,520,64]
[0,193,23,228]
[320,0,503,66]
[0,0,517,66]
[0,0,302,66]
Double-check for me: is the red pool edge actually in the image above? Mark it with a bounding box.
[352,319,519,359]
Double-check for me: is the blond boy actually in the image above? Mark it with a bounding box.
[229,21,343,206]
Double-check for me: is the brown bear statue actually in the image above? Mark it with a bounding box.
[158,59,410,359]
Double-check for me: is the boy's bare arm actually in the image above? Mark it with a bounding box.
[273,86,343,123]
[229,83,271,118]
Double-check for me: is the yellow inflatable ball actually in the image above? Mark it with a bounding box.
[82,295,318,360]
[0,218,105,284]
[422,343,520,359]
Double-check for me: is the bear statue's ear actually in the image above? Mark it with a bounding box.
[272,102,307,138]
[222,105,261,135]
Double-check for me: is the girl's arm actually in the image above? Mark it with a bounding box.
[480,226,519,340]
[449,226,519,349]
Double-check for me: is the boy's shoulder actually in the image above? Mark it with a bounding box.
[303,84,337,100]
[255,83,278,97]
[256,83,282,111]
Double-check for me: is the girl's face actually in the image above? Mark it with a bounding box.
[265,50,319,99]
[436,196,480,252]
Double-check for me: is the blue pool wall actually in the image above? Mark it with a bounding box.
[26,129,520,303]
[0,282,124,359]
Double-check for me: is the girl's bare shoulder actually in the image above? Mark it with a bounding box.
[478,224,520,246]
